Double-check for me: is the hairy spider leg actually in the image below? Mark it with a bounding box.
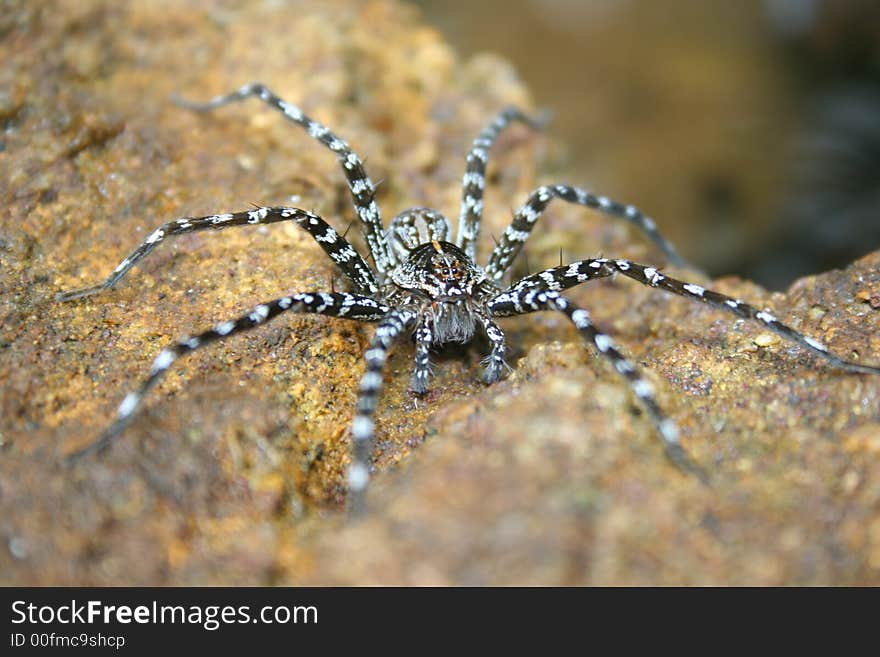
[411,318,434,394]
[174,83,396,274]
[488,288,705,479]
[457,107,547,261]
[478,314,508,384]
[390,207,454,262]
[348,309,417,513]
[510,257,880,375]
[57,207,380,300]
[485,184,686,283]
[408,312,507,394]
[65,292,389,464]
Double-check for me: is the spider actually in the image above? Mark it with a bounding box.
[59,82,880,512]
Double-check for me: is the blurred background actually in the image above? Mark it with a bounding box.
[415,0,880,288]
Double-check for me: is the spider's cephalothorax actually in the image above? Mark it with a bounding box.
[385,208,501,393]
[58,82,880,513]
[392,239,490,338]
[390,212,496,332]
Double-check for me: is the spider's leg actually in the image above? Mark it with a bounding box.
[484,184,686,283]
[57,207,380,301]
[488,288,704,479]
[457,107,546,261]
[409,314,508,394]
[478,314,508,384]
[349,309,417,513]
[601,258,880,375]
[506,255,880,374]
[505,257,616,295]
[65,292,388,464]
[174,83,396,274]
[411,318,433,394]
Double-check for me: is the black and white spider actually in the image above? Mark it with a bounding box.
[60,83,880,511]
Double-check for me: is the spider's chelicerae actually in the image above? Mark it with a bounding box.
[60,83,880,510]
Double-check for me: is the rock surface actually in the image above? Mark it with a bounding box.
[1,0,879,585]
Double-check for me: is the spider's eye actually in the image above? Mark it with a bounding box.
[431,254,468,283]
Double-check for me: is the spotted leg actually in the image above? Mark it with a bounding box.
[65,292,389,464]
[57,207,380,301]
[479,315,508,384]
[348,309,417,513]
[508,257,880,375]
[488,288,704,479]
[174,83,396,274]
[457,106,547,261]
[484,184,686,283]
[411,318,433,394]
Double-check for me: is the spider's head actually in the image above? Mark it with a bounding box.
[392,239,484,302]
[388,222,495,344]
[390,238,489,344]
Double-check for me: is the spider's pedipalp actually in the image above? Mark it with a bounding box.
[488,287,706,480]
[457,107,545,261]
[484,184,686,283]
[478,315,508,384]
[349,309,417,513]
[65,292,388,464]
[411,319,433,394]
[57,207,380,301]
[174,83,396,274]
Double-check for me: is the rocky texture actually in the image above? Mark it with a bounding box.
[1,0,879,585]
[306,251,880,585]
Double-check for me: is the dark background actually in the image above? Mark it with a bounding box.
[416,0,880,288]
